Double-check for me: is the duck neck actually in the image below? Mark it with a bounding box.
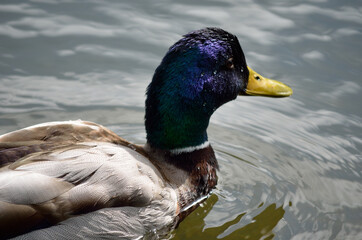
[145,69,216,151]
[144,144,219,211]
[145,102,210,150]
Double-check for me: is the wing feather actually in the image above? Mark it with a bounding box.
[0,120,145,167]
[0,120,166,238]
[0,171,74,205]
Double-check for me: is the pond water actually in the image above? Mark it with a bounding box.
[0,0,361,239]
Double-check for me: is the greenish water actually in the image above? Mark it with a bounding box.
[0,0,361,239]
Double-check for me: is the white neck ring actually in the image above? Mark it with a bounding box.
[169,141,210,155]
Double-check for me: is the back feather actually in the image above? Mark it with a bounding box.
[0,121,176,238]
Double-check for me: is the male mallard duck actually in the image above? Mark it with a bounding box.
[0,28,292,239]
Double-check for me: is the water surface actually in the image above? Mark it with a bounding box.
[0,0,361,239]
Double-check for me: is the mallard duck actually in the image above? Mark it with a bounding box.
[0,28,292,239]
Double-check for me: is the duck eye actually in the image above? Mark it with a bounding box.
[255,75,261,81]
[226,58,234,69]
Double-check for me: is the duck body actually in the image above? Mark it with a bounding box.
[0,121,178,239]
[0,28,292,239]
[0,120,217,239]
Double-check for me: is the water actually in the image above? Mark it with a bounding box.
[0,0,361,239]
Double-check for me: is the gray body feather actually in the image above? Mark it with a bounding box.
[0,121,178,239]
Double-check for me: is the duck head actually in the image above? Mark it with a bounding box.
[145,28,292,151]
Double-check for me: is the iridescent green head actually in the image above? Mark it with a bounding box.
[145,28,292,151]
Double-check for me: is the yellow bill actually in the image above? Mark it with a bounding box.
[244,67,293,97]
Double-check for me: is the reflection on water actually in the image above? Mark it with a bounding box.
[0,0,361,239]
[171,194,285,240]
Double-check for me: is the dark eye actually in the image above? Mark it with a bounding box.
[226,58,234,69]
[255,75,261,80]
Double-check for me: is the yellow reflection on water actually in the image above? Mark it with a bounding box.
[171,195,285,240]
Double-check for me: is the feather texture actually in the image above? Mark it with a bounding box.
[0,121,177,238]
